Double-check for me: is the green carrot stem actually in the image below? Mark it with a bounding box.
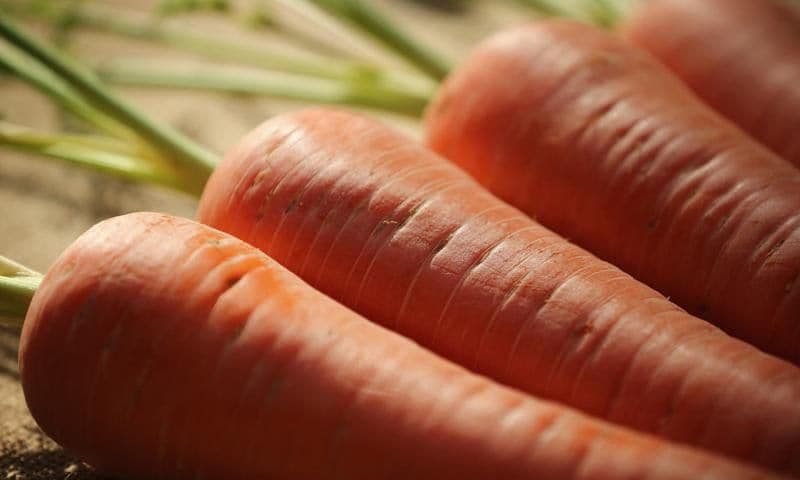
[1,0,432,93]
[585,0,624,27]
[0,256,40,328]
[242,1,358,60]
[156,0,230,16]
[0,255,39,278]
[269,0,400,62]
[0,44,135,140]
[304,0,451,81]
[0,122,194,195]
[97,61,432,117]
[0,13,217,194]
[0,121,139,155]
[81,7,375,81]
[513,0,579,17]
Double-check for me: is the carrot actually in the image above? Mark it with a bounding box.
[20,211,778,480]
[425,20,800,366]
[197,108,800,475]
[620,0,800,166]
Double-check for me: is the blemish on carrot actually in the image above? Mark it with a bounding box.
[575,320,595,336]
[765,239,786,262]
[251,168,271,191]
[65,292,97,344]
[261,132,288,160]
[396,204,423,230]
[284,198,299,214]
[255,205,266,222]
[375,219,399,235]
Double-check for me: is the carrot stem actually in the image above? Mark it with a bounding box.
[239,1,358,59]
[269,0,407,62]
[304,0,452,80]
[512,0,579,18]
[1,0,432,94]
[584,0,625,27]
[0,13,218,194]
[0,256,40,328]
[97,61,433,118]
[0,42,135,141]
[0,122,194,195]
[511,0,629,25]
[155,0,230,16]
[0,256,39,278]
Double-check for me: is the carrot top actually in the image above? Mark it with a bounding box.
[0,256,40,328]
[0,12,218,194]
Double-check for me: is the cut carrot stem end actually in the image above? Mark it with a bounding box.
[0,256,41,328]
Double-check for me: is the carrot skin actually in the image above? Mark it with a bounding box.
[622,0,800,166]
[425,20,800,365]
[198,108,800,475]
[20,212,779,480]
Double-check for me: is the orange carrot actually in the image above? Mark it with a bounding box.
[425,20,800,365]
[20,211,778,480]
[197,108,800,475]
[621,0,800,166]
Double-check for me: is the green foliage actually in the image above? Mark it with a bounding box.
[157,0,230,16]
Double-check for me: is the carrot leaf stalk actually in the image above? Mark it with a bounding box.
[0,256,40,328]
[584,0,626,27]
[156,0,230,16]
[243,4,277,29]
[303,0,452,80]
[0,42,135,141]
[96,60,433,118]
[513,0,582,18]
[0,121,193,194]
[0,0,433,96]
[0,13,218,194]
[512,0,629,26]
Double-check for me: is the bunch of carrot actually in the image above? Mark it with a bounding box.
[2,0,800,478]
